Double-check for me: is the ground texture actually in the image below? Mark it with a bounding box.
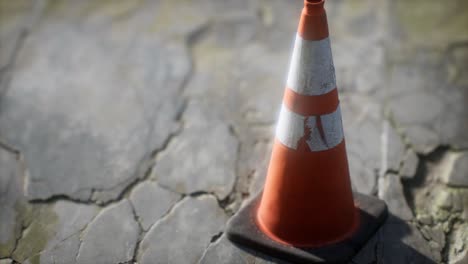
[0,0,467,263]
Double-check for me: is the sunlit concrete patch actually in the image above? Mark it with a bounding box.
[76,200,138,264]
[154,100,238,200]
[138,196,227,264]
[21,201,99,264]
[387,51,468,152]
[129,181,181,231]
[0,5,191,202]
[440,152,468,187]
[328,0,388,96]
[378,173,413,221]
[340,95,405,195]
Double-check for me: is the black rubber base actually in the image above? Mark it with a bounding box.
[226,192,388,264]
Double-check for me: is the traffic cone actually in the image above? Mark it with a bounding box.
[226,0,388,263]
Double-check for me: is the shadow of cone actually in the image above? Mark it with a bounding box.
[226,0,388,263]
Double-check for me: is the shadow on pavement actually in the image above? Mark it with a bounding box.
[230,213,436,264]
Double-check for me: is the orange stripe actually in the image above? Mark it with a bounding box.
[298,0,329,41]
[283,87,338,116]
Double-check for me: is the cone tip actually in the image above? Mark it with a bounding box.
[303,0,325,15]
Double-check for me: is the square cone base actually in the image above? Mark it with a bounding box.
[226,192,388,264]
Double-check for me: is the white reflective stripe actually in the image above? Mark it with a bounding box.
[286,35,336,96]
[276,105,305,150]
[305,106,344,151]
[275,104,344,152]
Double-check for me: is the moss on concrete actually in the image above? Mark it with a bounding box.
[149,0,208,36]
[0,0,32,24]
[80,0,143,22]
[0,200,31,258]
[0,237,16,258]
[395,0,468,47]
[45,0,143,22]
[12,204,58,263]
[28,254,41,264]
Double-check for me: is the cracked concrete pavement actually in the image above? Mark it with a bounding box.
[1,0,467,263]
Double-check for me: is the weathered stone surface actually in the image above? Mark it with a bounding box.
[441,152,468,187]
[400,149,419,179]
[150,0,259,39]
[387,123,406,172]
[0,0,190,202]
[76,200,138,264]
[246,141,272,198]
[129,181,181,231]
[186,21,287,126]
[417,213,433,226]
[11,201,98,263]
[329,0,388,95]
[427,225,445,247]
[0,148,22,257]
[154,101,238,199]
[341,95,382,194]
[138,196,227,264]
[449,224,468,264]
[378,173,413,221]
[387,52,468,152]
[448,44,468,87]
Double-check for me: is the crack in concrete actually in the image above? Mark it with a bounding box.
[29,95,186,207]
[110,22,213,263]
[10,3,198,208]
[196,231,224,264]
[0,140,20,156]
[20,124,186,262]
[25,215,95,264]
[141,194,185,237]
[401,147,446,215]
[128,201,143,264]
[216,124,242,215]
[10,218,32,259]
[73,206,102,263]
[209,231,223,244]
[134,195,186,262]
[153,122,243,213]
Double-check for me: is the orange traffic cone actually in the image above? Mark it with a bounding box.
[226,1,387,263]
